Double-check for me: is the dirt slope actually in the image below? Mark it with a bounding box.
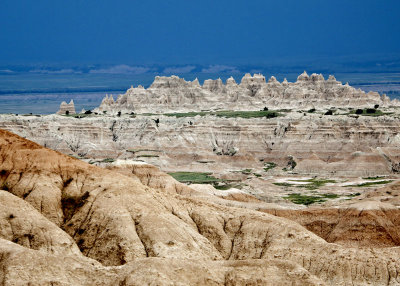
[0,129,400,285]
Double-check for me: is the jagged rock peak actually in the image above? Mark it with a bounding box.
[226,76,237,86]
[149,75,190,89]
[310,73,324,82]
[203,78,225,92]
[282,78,289,85]
[240,73,266,86]
[268,76,279,83]
[297,71,309,81]
[192,78,200,87]
[328,75,338,82]
[56,100,76,115]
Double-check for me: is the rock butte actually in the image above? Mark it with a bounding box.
[56,99,76,115]
[1,129,400,285]
[95,72,396,114]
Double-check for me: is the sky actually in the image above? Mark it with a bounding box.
[0,0,399,65]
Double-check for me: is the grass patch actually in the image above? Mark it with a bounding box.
[63,113,93,118]
[213,182,244,190]
[284,193,339,206]
[127,149,160,153]
[347,109,392,117]
[136,154,160,158]
[290,178,336,190]
[241,169,253,175]
[263,162,276,172]
[273,182,293,187]
[101,158,115,163]
[347,180,393,187]
[159,110,281,119]
[168,172,220,184]
[274,178,336,190]
[196,160,215,164]
[362,176,386,180]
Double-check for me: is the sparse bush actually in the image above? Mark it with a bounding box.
[366,108,376,114]
[374,104,379,109]
[308,108,316,113]
[84,110,92,114]
[355,109,363,114]
[324,110,333,115]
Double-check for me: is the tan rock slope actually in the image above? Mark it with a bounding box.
[2,110,400,177]
[1,128,400,285]
[264,201,400,248]
[96,72,396,114]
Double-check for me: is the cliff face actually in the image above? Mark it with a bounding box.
[2,112,400,177]
[1,129,400,285]
[95,72,396,114]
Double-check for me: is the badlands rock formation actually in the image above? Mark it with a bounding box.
[1,110,400,177]
[56,99,76,115]
[96,72,396,114]
[1,129,400,285]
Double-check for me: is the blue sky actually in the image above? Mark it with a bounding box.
[0,0,399,65]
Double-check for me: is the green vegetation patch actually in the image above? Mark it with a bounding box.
[289,178,336,190]
[347,109,392,117]
[100,158,115,163]
[126,149,161,153]
[196,160,215,164]
[284,193,339,206]
[347,180,393,187]
[168,172,220,184]
[136,154,159,158]
[159,110,280,119]
[362,176,387,180]
[241,169,253,175]
[263,162,277,172]
[274,178,336,190]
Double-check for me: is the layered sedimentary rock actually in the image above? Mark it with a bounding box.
[2,111,400,176]
[56,99,76,115]
[1,129,400,285]
[95,72,396,114]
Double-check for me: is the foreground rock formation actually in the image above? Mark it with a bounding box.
[1,129,400,285]
[96,72,396,114]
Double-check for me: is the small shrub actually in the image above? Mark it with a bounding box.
[84,110,92,114]
[355,109,363,114]
[307,108,316,113]
[263,162,277,172]
[374,104,379,109]
[366,108,376,114]
[324,110,333,115]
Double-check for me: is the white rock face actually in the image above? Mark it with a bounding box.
[94,72,397,114]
